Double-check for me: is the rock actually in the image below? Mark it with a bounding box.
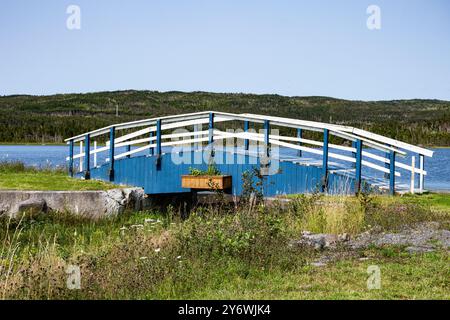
[0,204,9,216]
[310,261,327,267]
[104,189,125,216]
[124,188,145,210]
[338,233,351,242]
[0,188,147,219]
[17,199,47,215]
[294,233,338,250]
[358,257,370,261]
[103,188,145,216]
[405,246,435,253]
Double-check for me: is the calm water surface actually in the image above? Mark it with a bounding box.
[0,145,449,192]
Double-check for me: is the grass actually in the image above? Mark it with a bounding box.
[179,250,449,299]
[0,161,118,191]
[0,193,448,300]
[395,193,450,212]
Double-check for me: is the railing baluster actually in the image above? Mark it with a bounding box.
[351,141,357,168]
[209,112,215,157]
[321,129,329,193]
[419,154,424,193]
[84,134,90,180]
[244,120,249,151]
[93,141,97,167]
[79,141,83,172]
[156,119,162,168]
[149,131,154,156]
[410,155,415,194]
[297,128,302,157]
[264,120,270,158]
[109,127,115,181]
[209,112,214,144]
[69,140,74,177]
[389,150,396,195]
[126,143,131,158]
[384,152,390,179]
[355,139,362,194]
[259,119,271,176]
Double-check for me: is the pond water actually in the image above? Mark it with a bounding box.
[0,145,449,192]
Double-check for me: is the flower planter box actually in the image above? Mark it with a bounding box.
[181,175,232,190]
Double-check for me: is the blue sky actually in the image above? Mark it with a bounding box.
[0,0,449,100]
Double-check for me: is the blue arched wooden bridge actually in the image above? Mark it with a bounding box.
[65,111,433,197]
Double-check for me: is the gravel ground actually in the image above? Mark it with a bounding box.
[291,221,450,266]
[349,221,450,253]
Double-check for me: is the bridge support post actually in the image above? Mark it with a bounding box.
[297,128,302,157]
[69,140,74,177]
[244,120,249,151]
[355,139,362,194]
[156,119,162,169]
[84,134,91,180]
[389,150,396,195]
[321,129,329,193]
[209,112,215,157]
[109,127,115,181]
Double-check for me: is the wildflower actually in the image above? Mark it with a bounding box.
[131,224,144,229]
[176,255,182,260]
[140,256,148,260]
[154,248,161,253]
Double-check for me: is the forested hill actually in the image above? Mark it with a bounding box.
[0,90,449,146]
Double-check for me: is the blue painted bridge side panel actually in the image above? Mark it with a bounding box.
[80,151,357,196]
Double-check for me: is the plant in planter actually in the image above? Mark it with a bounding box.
[182,165,232,190]
[188,164,221,177]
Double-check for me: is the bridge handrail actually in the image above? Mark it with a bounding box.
[239,113,433,158]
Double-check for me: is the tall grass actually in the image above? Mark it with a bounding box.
[0,160,66,174]
[0,192,447,299]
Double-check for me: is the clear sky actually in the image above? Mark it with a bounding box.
[1,0,449,100]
